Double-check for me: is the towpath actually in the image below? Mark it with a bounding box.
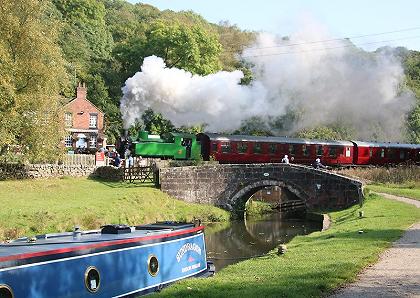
[330,193,420,298]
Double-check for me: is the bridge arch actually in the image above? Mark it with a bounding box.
[225,179,309,216]
[159,164,363,215]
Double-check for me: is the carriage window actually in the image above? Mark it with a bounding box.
[369,148,373,157]
[289,145,296,155]
[238,142,248,153]
[302,145,309,157]
[269,143,277,155]
[345,147,351,157]
[388,149,395,159]
[221,142,231,153]
[329,147,337,157]
[211,142,218,152]
[316,145,323,156]
[380,149,385,158]
[253,143,262,154]
[399,150,405,159]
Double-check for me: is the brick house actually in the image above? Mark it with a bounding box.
[64,83,106,153]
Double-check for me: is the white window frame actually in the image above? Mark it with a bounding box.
[65,135,73,147]
[89,114,98,128]
[89,135,97,148]
[65,112,72,127]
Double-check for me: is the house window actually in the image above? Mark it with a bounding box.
[89,136,97,148]
[238,142,248,154]
[89,114,98,128]
[65,112,72,127]
[65,135,73,147]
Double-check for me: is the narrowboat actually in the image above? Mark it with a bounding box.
[0,222,214,297]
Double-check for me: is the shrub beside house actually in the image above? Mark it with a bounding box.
[64,83,106,153]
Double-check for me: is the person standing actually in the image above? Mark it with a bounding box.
[281,155,289,164]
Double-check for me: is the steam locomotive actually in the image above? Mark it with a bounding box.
[124,130,420,166]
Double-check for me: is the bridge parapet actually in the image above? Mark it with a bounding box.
[159,164,363,216]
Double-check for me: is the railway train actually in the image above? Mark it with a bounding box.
[125,130,420,167]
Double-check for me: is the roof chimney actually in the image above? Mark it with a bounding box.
[76,82,87,100]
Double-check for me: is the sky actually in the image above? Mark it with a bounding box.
[131,0,420,51]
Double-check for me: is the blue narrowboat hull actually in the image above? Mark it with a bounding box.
[0,223,212,297]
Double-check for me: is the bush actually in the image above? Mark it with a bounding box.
[338,164,420,184]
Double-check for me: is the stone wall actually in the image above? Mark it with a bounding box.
[160,164,363,215]
[0,163,97,179]
[0,163,124,180]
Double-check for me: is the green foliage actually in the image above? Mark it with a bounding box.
[403,50,420,142]
[141,108,175,135]
[338,165,420,184]
[296,124,356,140]
[245,199,273,216]
[0,0,69,162]
[234,116,273,136]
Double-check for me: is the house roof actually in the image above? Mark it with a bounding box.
[64,97,105,115]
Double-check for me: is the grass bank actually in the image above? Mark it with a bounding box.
[245,199,274,216]
[154,193,420,298]
[0,177,229,241]
[366,183,420,201]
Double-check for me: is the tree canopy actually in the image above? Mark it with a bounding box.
[0,0,69,162]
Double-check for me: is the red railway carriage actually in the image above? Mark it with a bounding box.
[352,141,420,165]
[198,133,354,166]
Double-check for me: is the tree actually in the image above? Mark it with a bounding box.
[114,20,222,77]
[402,50,420,142]
[234,116,273,136]
[141,108,175,135]
[0,0,70,162]
[295,125,355,140]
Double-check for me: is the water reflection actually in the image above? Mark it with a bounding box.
[205,213,322,271]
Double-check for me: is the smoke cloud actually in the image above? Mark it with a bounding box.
[120,21,415,141]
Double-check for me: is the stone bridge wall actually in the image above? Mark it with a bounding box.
[160,164,363,215]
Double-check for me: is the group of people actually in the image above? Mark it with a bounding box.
[281,154,327,169]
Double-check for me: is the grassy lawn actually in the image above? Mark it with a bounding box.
[153,193,420,298]
[0,177,229,241]
[367,183,420,201]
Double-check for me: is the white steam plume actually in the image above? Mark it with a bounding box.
[120,20,415,141]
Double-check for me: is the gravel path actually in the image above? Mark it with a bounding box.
[330,194,420,298]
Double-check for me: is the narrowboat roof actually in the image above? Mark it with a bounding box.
[0,223,200,261]
[352,140,420,149]
[201,133,354,146]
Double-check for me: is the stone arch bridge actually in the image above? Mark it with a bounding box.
[159,164,363,217]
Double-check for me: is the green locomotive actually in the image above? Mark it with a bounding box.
[131,131,201,160]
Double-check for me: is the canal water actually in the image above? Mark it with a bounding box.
[204,213,322,271]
